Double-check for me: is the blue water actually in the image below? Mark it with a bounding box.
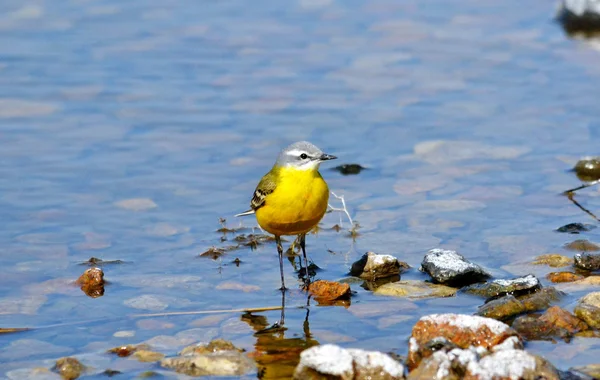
[1,0,600,378]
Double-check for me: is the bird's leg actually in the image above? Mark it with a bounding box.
[299,233,311,288]
[275,235,287,291]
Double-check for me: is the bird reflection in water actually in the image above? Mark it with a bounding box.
[241,291,319,379]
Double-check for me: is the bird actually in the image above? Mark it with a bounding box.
[236,141,337,291]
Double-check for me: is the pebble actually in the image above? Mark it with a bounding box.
[420,249,490,287]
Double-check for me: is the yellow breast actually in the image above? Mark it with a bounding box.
[255,167,329,236]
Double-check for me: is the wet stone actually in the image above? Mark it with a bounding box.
[420,249,490,287]
[307,280,351,306]
[512,306,589,342]
[133,350,165,362]
[464,349,559,380]
[574,252,600,270]
[293,344,405,380]
[574,292,600,329]
[476,295,525,321]
[569,364,600,379]
[374,280,457,299]
[564,239,600,252]
[406,313,522,370]
[546,271,584,283]
[53,357,85,380]
[532,254,573,268]
[350,252,409,281]
[572,156,600,182]
[161,351,256,377]
[180,339,244,356]
[557,223,596,234]
[463,274,540,300]
[519,287,564,312]
[108,344,151,357]
[75,267,105,298]
[333,163,366,175]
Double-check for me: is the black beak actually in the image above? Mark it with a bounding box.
[319,153,337,161]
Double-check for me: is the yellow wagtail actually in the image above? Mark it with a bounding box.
[236,141,337,290]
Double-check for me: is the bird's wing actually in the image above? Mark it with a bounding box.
[235,171,278,217]
[251,171,277,210]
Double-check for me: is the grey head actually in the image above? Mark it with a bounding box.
[275,141,337,170]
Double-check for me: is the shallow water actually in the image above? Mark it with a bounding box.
[1,0,600,378]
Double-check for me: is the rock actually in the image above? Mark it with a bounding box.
[574,292,600,329]
[569,364,600,379]
[464,349,560,380]
[333,164,366,175]
[463,274,540,299]
[512,306,589,342]
[133,350,165,362]
[407,347,559,380]
[546,272,584,283]
[293,344,405,380]
[574,252,600,270]
[350,252,409,281]
[161,351,256,377]
[476,295,525,321]
[559,1,600,35]
[374,280,457,299]
[75,267,105,298]
[53,357,85,380]
[564,239,600,252]
[180,339,243,356]
[519,287,564,312]
[307,280,351,306]
[107,344,151,357]
[572,156,600,182]
[532,254,573,268]
[420,249,490,287]
[557,223,596,234]
[406,313,522,370]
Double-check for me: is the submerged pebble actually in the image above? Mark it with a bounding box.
[374,280,457,299]
[420,249,490,287]
[546,272,584,283]
[532,254,573,268]
[512,306,589,342]
[556,223,596,234]
[53,357,85,380]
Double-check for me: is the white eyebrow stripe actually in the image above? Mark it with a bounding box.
[286,149,308,157]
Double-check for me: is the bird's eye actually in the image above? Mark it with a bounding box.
[300,153,308,159]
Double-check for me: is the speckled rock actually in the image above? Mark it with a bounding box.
[350,252,409,281]
[532,254,572,268]
[293,344,405,380]
[407,313,522,370]
[420,249,490,287]
[574,252,600,271]
[464,349,559,380]
[574,292,600,329]
[463,274,540,299]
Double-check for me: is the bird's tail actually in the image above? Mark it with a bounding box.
[235,209,255,217]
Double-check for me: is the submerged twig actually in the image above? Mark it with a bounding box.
[563,179,600,194]
[565,192,600,222]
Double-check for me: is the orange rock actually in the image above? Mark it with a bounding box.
[76,268,105,298]
[76,267,104,287]
[307,280,351,306]
[546,272,584,283]
[407,313,522,370]
[539,306,589,334]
